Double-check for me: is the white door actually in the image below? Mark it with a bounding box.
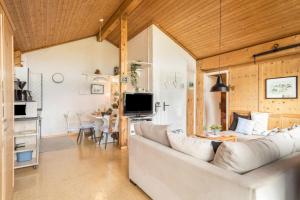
[152,58,187,132]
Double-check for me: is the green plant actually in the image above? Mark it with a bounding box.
[130,63,141,90]
[210,124,222,131]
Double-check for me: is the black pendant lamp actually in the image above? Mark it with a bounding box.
[210,74,229,92]
[210,0,230,93]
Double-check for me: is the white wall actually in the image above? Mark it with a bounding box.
[21,37,119,137]
[151,25,196,132]
[128,28,151,91]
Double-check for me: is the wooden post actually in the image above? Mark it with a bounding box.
[118,14,128,149]
[196,62,204,136]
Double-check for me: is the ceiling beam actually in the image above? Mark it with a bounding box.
[97,0,143,42]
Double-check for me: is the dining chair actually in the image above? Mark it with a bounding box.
[76,112,96,144]
[110,115,119,143]
[97,115,110,149]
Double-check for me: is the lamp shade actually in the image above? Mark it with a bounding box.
[210,74,229,92]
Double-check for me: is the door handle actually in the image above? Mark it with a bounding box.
[154,102,161,113]
[163,102,170,111]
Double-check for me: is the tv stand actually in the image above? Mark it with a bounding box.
[129,115,152,121]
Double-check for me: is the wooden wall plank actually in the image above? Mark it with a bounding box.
[199,34,300,70]
[196,63,204,136]
[186,89,194,135]
[229,63,259,112]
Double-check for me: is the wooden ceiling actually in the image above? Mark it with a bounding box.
[5,0,124,52]
[5,0,300,59]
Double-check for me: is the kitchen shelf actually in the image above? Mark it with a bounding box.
[14,117,40,169]
[14,144,36,153]
[14,157,38,169]
[14,130,37,138]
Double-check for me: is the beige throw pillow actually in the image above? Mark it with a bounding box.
[140,122,170,147]
[167,132,215,161]
[288,126,300,151]
[213,139,280,174]
[266,132,295,157]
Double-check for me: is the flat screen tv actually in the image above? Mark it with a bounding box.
[124,93,153,116]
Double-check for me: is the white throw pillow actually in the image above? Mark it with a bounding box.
[251,112,269,135]
[140,122,170,147]
[235,117,255,135]
[213,138,280,174]
[266,132,295,157]
[167,132,215,161]
[288,126,300,151]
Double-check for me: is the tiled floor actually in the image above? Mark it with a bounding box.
[13,136,149,200]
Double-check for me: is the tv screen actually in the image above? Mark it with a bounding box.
[124,93,153,115]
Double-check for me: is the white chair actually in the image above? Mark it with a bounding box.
[111,115,119,143]
[96,115,110,149]
[76,112,96,144]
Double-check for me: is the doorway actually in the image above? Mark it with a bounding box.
[203,71,229,131]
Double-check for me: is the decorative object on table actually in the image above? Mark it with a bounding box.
[265,76,297,99]
[113,66,119,75]
[130,62,141,91]
[91,84,104,94]
[52,73,64,84]
[210,124,222,134]
[94,69,101,74]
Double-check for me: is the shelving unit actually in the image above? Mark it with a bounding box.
[14,117,40,169]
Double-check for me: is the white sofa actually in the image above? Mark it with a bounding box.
[129,135,300,200]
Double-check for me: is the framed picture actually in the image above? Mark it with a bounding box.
[265,76,298,99]
[91,84,104,94]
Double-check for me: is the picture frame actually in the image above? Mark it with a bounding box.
[91,84,104,94]
[265,76,298,99]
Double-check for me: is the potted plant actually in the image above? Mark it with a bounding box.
[210,124,222,135]
[130,63,141,92]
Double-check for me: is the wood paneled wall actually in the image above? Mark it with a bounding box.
[186,89,194,135]
[0,1,14,199]
[196,34,300,134]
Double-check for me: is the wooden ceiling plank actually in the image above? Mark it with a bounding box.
[98,0,143,42]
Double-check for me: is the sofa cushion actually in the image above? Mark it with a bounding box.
[167,132,214,161]
[229,112,251,131]
[288,126,300,151]
[235,117,255,135]
[251,112,269,135]
[134,123,143,136]
[266,132,295,157]
[140,122,170,147]
[213,138,280,174]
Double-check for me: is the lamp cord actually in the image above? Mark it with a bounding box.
[218,0,222,74]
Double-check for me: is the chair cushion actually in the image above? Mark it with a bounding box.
[140,122,170,147]
[167,132,215,161]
